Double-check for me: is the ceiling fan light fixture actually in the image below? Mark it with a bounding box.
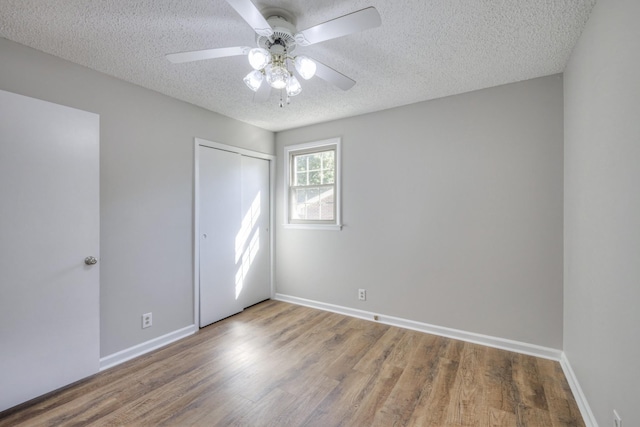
[286,76,302,96]
[265,64,290,89]
[243,69,264,92]
[294,56,317,80]
[247,48,271,70]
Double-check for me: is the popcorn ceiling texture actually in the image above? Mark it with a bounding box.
[0,0,595,132]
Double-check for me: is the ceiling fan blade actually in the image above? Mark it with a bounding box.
[294,7,381,47]
[253,81,272,103]
[226,0,274,37]
[313,60,356,91]
[166,46,250,63]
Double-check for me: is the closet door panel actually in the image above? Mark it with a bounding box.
[198,147,243,327]
[238,155,271,308]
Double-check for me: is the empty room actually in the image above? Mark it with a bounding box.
[0,0,638,426]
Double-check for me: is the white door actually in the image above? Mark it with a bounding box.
[238,155,271,308]
[0,90,100,411]
[198,146,271,327]
[199,147,244,327]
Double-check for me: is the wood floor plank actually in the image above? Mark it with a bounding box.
[446,339,466,362]
[262,375,339,427]
[324,325,388,381]
[385,327,422,368]
[488,407,519,426]
[536,358,585,427]
[222,387,299,427]
[302,369,374,426]
[348,363,405,426]
[371,334,446,426]
[516,403,554,427]
[512,353,550,411]
[406,356,460,426]
[353,326,406,375]
[484,348,518,414]
[159,392,251,427]
[445,343,489,426]
[0,301,585,427]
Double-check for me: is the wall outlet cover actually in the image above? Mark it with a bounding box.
[142,312,152,329]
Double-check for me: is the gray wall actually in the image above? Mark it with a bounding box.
[0,38,275,357]
[275,75,564,349]
[564,0,640,425]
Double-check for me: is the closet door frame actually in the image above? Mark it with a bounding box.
[193,138,275,328]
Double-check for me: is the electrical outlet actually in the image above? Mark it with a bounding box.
[614,410,622,427]
[358,289,366,301]
[142,312,152,329]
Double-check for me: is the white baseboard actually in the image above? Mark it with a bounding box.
[560,352,598,427]
[274,293,563,361]
[99,324,197,371]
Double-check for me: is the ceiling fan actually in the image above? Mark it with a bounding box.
[166,0,382,106]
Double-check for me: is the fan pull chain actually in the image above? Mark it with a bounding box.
[279,90,291,108]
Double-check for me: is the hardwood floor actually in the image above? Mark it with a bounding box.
[0,300,584,426]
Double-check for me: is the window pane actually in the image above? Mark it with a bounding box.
[321,151,334,168]
[318,187,334,220]
[308,188,320,203]
[295,202,307,219]
[308,171,321,185]
[294,150,335,186]
[296,171,307,186]
[292,186,334,221]
[323,169,334,185]
[296,188,307,203]
[307,154,321,171]
[322,151,334,184]
[295,155,309,172]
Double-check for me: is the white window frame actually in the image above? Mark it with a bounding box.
[284,137,342,231]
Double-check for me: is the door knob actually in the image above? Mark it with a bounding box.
[84,256,98,265]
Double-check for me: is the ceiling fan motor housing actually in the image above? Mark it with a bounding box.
[257,15,297,54]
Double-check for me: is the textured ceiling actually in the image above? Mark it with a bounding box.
[0,0,595,132]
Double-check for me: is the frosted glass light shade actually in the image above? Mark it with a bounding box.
[266,64,290,89]
[294,56,316,80]
[286,76,302,96]
[243,70,263,92]
[248,48,270,70]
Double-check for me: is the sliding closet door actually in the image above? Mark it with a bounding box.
[198,145,271,328]
[238,155,271,308]
[198,147,243,327]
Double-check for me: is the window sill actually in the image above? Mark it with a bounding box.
[283,223,343,231]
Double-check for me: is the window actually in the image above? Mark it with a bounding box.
[284,138,341,230]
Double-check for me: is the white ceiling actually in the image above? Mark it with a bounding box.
[0,0,595,132]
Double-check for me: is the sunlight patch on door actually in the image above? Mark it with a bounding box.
[235,192,261,299]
